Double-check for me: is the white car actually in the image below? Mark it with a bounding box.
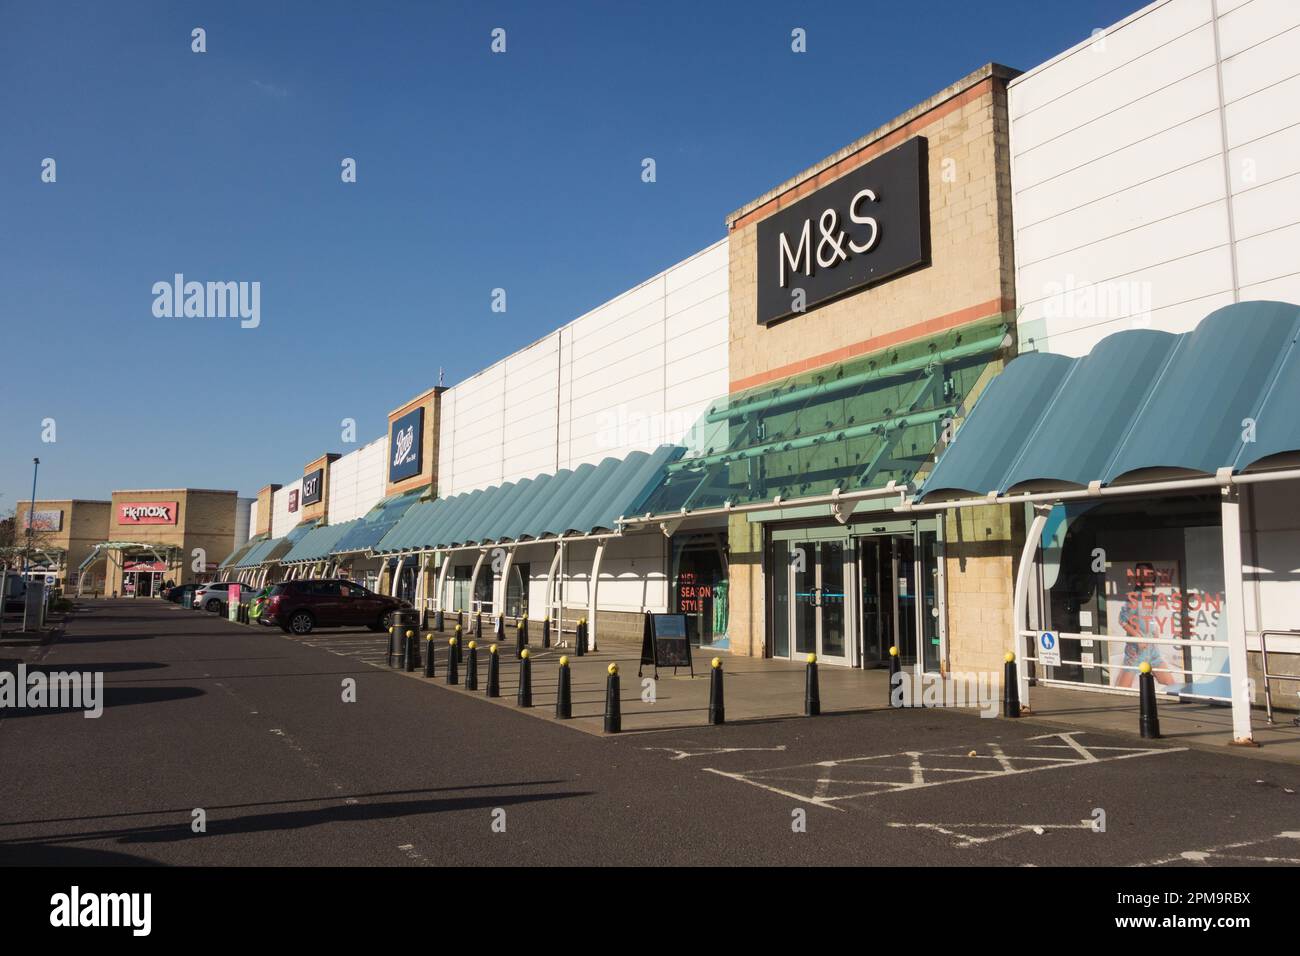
[192,582,250,613]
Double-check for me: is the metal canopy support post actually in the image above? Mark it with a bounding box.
[416,552,429,615]
[544,545,562,624]
[1220,485,1255,744]
[1011,504,1053,712]
[435,550,451,612]
[496,545,516,625]
[468,549,488,615]
[587,539,606,652]
[389,554,403,598]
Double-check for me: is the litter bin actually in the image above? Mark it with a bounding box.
[390,608,420,667]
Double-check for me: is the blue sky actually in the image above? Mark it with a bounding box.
[0,0,1142,509]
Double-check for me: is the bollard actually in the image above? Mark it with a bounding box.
[486,644,500,697]
[515,617,525,659]
[421,607,429,630]
[434,608,444,633]
[708,657,725,725]
[603,662,621,733]
[575,618,586,657]
[423,634,435,678]
[446,637,459,685]
[404,630,417,672]
[888,645,902,708]
[465,640,479,691]
[453,624,464,666]
[555,656,572,719]
[1002,652,1021,718]
[387,625,396,667]
[542,617,551,649]
[1138,661,1161,739]
[475,612,482,644]
[521,614,529,649]
[457,610,464,635]
[804,653,821,717]
[494,614,504,644]
[517,648,533,707]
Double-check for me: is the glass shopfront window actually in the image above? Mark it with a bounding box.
[670,533,728,647]
[1040,494,1229,699]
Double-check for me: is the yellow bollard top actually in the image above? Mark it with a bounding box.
[1005,652,1016,663]
[711,657,722,669]
[607,662,618,675]
[521,648,530,659]
[405,629,414,638]
[489,643,498,654]
[559,655,569,666]
[449,636,457,646]
[388,626,394,634]
[889,645,898,657]
[455,623,462,631]
[1139,661,1152,674]
[468,640,477,649]
[425,633,432,642]
[806,653,817,664]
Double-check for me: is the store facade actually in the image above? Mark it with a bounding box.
[10,499,111,593]
[626,63,1022,674]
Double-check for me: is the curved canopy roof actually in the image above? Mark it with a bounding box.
[917,301,1300,501]
[281,519,358,564]
[330,488,426,555]
[374,446,679,553]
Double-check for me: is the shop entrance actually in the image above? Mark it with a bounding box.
[770,519,942,669]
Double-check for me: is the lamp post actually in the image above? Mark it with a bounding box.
[22,457,40,632]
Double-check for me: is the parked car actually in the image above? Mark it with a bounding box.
[261,579,408,635]
[193,581,253,613]
[162,583,200,605]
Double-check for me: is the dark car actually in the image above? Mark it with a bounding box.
[261,579,407,635]
[162,583,200,605]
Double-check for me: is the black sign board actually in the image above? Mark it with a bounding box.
[639,612,694,678]
[302,468,324,506]
[756,136,929,326]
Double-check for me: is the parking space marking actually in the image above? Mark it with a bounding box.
[702,733,1185,810]
[642,745,788,761]
[887,820,1096,848]
[1137,831,1300,867]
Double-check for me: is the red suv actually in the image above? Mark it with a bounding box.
[262,579,408,635]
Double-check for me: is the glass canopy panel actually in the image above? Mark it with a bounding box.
[634,315,1011,515]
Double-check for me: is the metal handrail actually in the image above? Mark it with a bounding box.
[1259,629,1300,725]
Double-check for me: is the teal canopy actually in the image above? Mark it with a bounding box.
[374,446,679,553]
[281,520,358,564]
[330,488,426,555]
[917,301,1300,501]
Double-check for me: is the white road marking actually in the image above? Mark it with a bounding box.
[1138,831,1300,867]
[703,733,1185,809]
[642,745,788,761]
[887,820,1096,848]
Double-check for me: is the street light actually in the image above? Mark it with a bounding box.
[22,457,39,632]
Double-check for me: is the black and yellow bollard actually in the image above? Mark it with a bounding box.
[515,616,526,658]
[465,640,479,691]
[1003,652,1021,718]
[387,625,396,667]
[521,614,529,648]
[423,634,436,678]
[486,644,500,697]
[456,609,464,635]
[446,637,459,685]
[434,608,444,633]
[542,616,551,649]
[403,630,416,672]
[517,648,533,707]
[575,618,586,657]
[603,662,621,733]
[804,653,821,717]
[474,611,482,644]
[1138,661,1161,739]
[555,656,572,719]
[708,657,725,725]
[888,645,902,707]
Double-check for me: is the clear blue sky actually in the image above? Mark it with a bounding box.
[0,0,1142,509]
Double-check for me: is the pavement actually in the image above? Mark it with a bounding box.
[1,599,1297,867]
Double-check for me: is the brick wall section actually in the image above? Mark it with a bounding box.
[727,513,766,658]
[301,453,339,525]
[727,64,1020,391]
[944,504,1024,676]
[15,499,111,591]
[385,386,444,498]
[254,485,278,537]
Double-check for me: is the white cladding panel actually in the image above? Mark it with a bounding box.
[247,499,259,541]
[271,479,304,539]
[437,240,728,496]
[234,498,254,548]
[327,437,387,524]
[1009,0,1300,357]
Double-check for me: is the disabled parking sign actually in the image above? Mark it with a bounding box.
[1038,631,1061,668]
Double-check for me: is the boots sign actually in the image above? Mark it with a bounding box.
[757,136,929,326]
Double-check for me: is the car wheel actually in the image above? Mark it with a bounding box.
[289,611,315,635]
[205,599,221,613]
